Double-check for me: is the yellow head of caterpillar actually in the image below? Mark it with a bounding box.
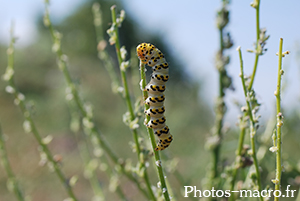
[136,43,155,64]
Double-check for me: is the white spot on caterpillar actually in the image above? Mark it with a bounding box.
[162,188,167,193]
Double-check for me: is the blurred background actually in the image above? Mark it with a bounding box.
[0,0,300,200]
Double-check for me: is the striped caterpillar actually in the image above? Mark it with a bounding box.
[136,43,173,151]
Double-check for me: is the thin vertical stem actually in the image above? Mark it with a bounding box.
[5,24,79,201]
[109,6,155,200]
[213,29,225,176]
[230,126,246,197]
[140,62,171,201]
[210,1,232,188]
[237,47,263,201]
[274,38,283,201]
[0,124,25,201]
[231,0,264,194]
[248,0,261,91]
[110,5,141,156]
[92,3,122,96]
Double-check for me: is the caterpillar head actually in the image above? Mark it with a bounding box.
[136,43,155,64]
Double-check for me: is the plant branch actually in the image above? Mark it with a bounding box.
[248,0,261,90]
[92,3,122,96]
[0,124,25,201]
[237,47,263,201]
[4,23,78,201]
[274,38,284,201]
[43,2,149,198]
[139,61,171,201]
[108,5,155,200]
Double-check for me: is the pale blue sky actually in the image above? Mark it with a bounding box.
[1,0,300,122]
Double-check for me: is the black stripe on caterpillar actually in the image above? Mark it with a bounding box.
[137,43,173,151]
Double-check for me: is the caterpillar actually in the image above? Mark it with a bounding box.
[136,43,173,151]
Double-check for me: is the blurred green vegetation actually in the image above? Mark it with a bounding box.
[0,0,212,200]
[0,0,299,201]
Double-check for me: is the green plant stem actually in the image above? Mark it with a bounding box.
[231,1,263,195]
[74,120,127,201]
[5,28,78,201]
[43,3,149,199]
[110,5,141,156]
[211,23,226,189]
[92,3,122,96]
[69,111,105,200]
[230,1,261,194]
[248,0,261,91]
[70,110,127,201]
[274,38,283,200]
[237,48,263,201]
[110,6,155,200]
[230,126,246,196]
[140,61,171,201]
[0,124,25,201]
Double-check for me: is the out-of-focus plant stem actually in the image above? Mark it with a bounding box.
[4,23,78,201]
[92,3,122,96]
[209,1,233,192]
[0,124,25,201]
[229,123,246,197]
[43,2,149,199]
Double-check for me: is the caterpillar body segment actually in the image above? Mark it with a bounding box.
[154,126,169,137]
[145,95,165,105]
[137,43,173,151]
[145,84,166,93]
[144,106,165,117]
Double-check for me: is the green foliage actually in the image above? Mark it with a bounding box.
[0,0,299,201]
